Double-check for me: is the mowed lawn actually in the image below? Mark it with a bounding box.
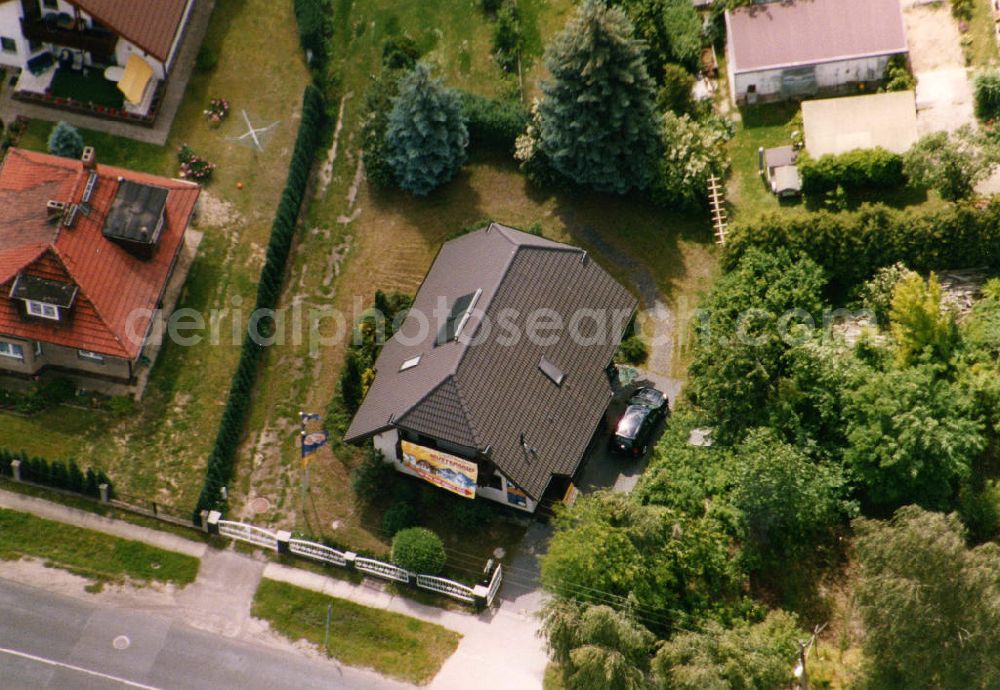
[0,0,311,511]
[0,508,199,587]
[231,0,719,560]
[252,578,461,684]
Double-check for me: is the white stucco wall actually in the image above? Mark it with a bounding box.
[115,38,166,79]
[0,1,29,69]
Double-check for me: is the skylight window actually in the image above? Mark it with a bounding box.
[436,288,482,345]
[400,355,421,371]
[539,356,565,386]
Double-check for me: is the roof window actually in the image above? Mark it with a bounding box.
[539,356,564,386]
[436,288,481,345]
[400,355,421,371]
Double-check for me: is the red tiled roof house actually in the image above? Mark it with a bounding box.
[0,147,199,385]
[725,0,908,105]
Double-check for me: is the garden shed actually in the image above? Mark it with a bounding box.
[725,0,908,105]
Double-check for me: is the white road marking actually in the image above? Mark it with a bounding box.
[0,646,162,689]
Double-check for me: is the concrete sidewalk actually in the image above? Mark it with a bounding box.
[0,487,550,688]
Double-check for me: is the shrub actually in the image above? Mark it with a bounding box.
[658,63,695,115]
[382,501,419,536]
[0,448,112,498]
[975,70,1000,121]
[352,451,395,502]
[382,37,420,71]
[959,482,1000,543]
[798,147,905,196]
[360,70,403,189]
[952,0,974,21]
[481,0,503,15]
[460,92,529,152]
[615,336,649,365]
[47,121,83,159]
[391,527,446,574]
[37,377,75,405]
[883,55,915,92]
[492,0,523,74]
[195,45,218,73]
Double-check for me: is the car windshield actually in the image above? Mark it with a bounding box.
[631,388,663,407]
[615,406,647,440]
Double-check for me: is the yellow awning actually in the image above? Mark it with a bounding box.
[117,55,153,105]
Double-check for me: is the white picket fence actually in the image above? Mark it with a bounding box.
[355,556,411,583]
[288,538,347,567]
[416,574,476,604]
[211,517,500,607]
[218,520,279,550]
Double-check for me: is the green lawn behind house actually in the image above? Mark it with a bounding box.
[0,507,199,586]
[252,578,461,684]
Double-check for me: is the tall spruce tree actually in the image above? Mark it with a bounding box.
[537,0,660,194]
[385,63,468,196]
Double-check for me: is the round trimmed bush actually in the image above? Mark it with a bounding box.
[391,527,446,574]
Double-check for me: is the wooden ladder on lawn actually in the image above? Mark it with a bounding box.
[708,175,727,245]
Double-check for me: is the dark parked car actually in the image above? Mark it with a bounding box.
[610,387,669,457]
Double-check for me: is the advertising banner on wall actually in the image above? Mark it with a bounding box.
[400,441,478,499]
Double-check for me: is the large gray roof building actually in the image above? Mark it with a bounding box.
[345,223,637,506]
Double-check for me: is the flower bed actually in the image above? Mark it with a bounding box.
[204,97,230,127]
[177,144,215,181]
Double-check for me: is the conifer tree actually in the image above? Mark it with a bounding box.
[385,64,468,196]
[536,0,660,193]
[48,121,84,159]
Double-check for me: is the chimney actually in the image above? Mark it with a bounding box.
[81,146,96,170]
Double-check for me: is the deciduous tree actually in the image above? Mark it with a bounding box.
[855,506,1000,689]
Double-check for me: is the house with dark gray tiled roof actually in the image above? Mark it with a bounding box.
[345,223,637,512]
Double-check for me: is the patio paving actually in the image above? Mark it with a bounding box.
[0,0,214,145]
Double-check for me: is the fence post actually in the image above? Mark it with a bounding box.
[472,584,489,611]
[10,459,20,482]
[98,483,109,503]
[344,551,357,571]
[275,530,291,555]
[206,510,221,535]
[199,510,210,532]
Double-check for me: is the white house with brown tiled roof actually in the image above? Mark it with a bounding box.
[0,0,195,121]
[346,224,637,513]
[725,0,908,105]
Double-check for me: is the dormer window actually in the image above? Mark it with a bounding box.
[9,272,77,322]
[26,300,59,320]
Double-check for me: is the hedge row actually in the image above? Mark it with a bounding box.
[724,201,1000,297]
[0,448,113,499]
[193,85,326,522]
[293,0,331,70]
[460,92,528,153]
[799,147,906,195]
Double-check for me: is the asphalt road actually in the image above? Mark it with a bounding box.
[0,577,407,690]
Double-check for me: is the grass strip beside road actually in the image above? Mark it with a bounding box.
[252,578,461,684]
[0,508,199,587]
